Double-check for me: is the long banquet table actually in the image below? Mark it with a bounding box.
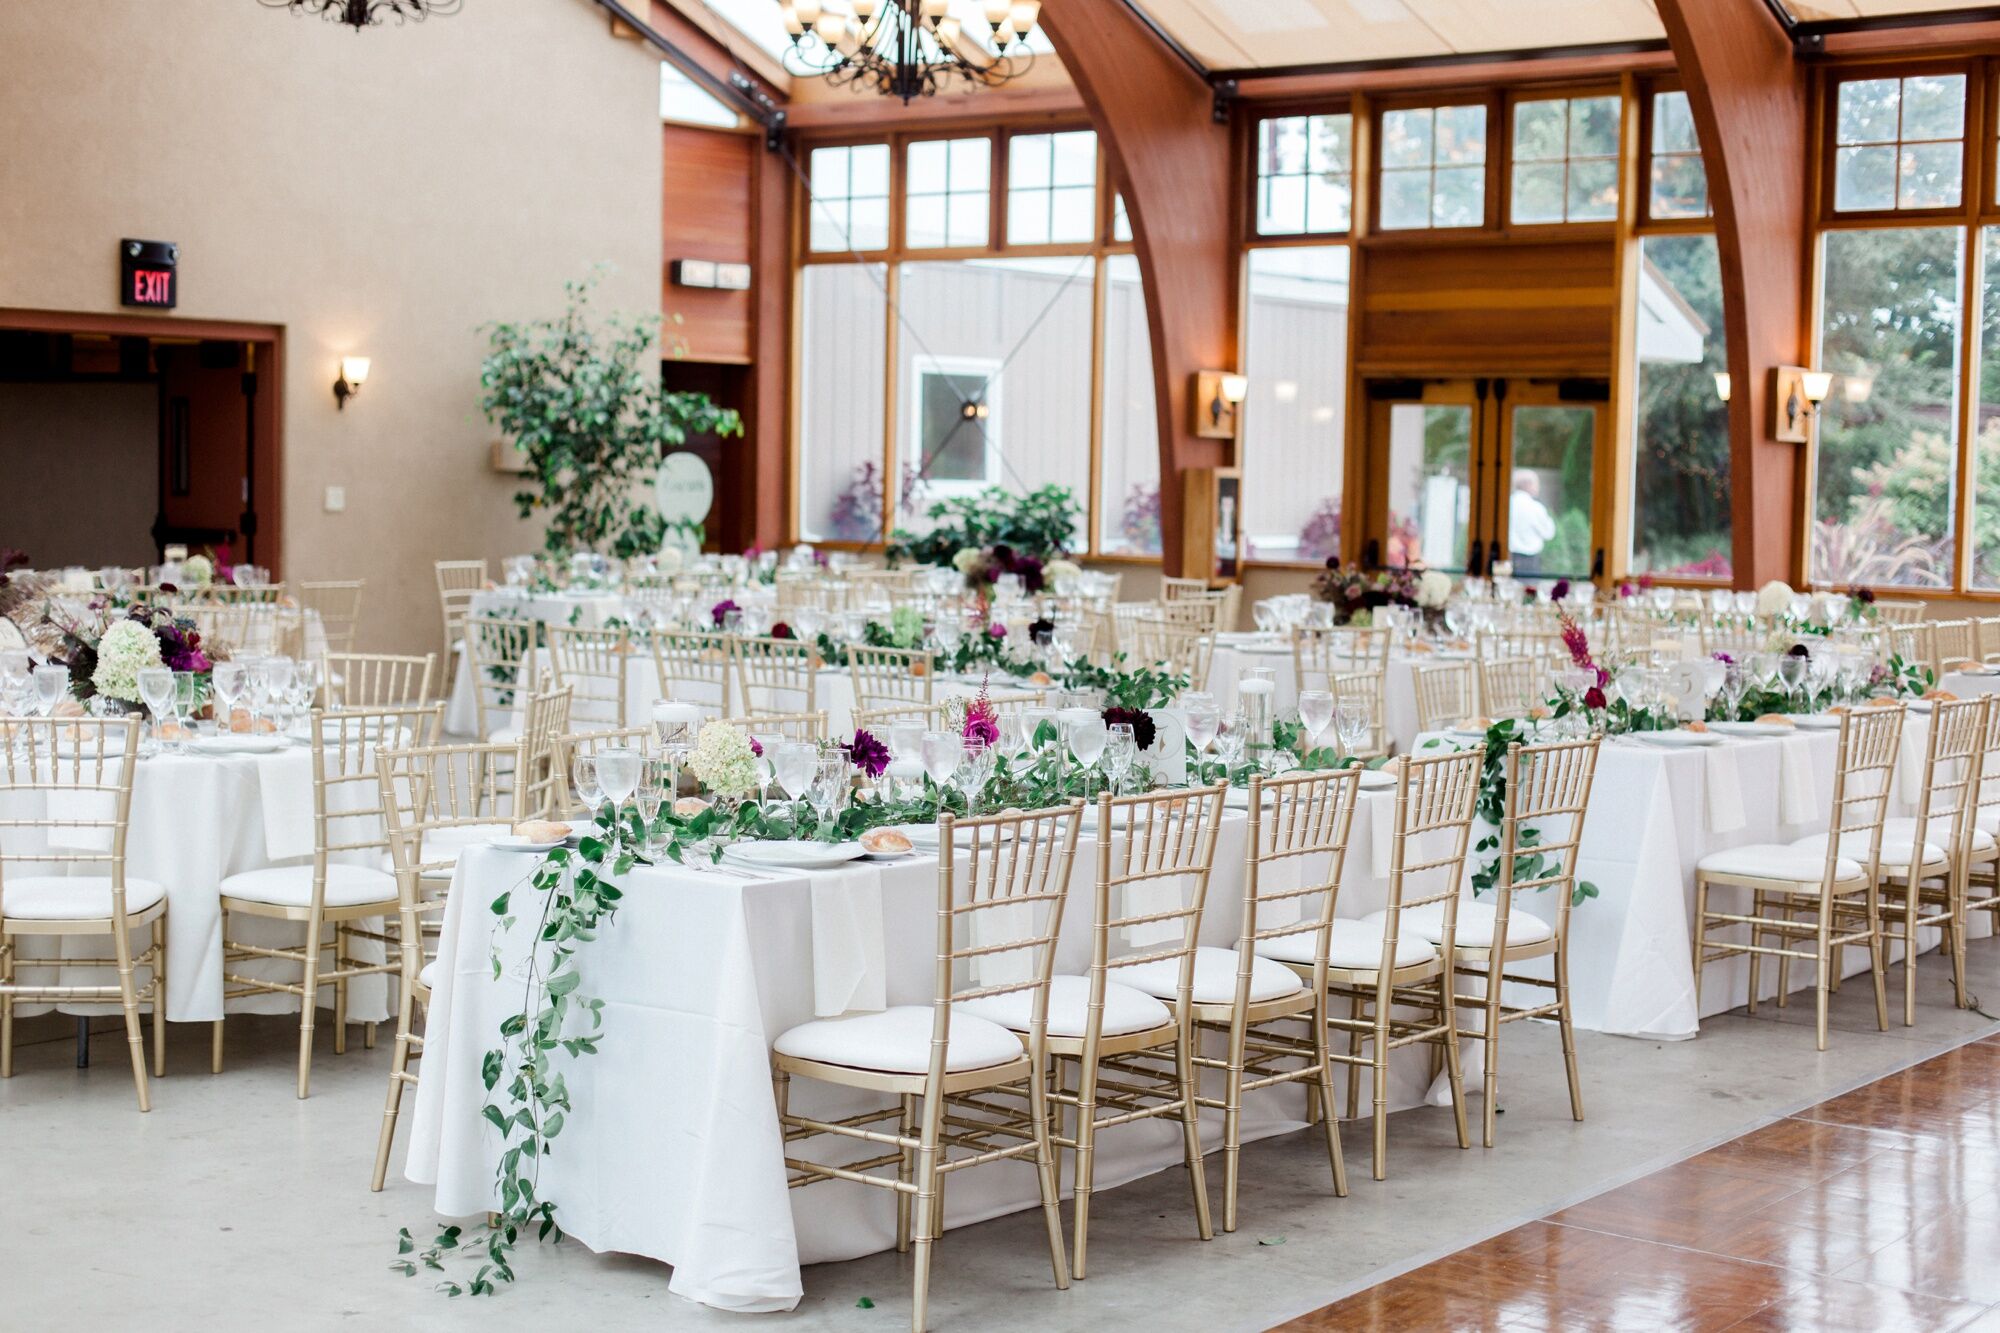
[405,712,1957,1312]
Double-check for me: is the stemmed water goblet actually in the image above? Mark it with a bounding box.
[263,656,297,731]
[921,730,964,803]
[571,753,603,823]
[136,667,175,756]
[1778,652,1810,714]
[1335,706,1370,762]
[1297,689,1335,760]
[595,747,642,845]
[954,739,994,815]
[1184,702,1220,782]
[33,663,69,719]
[211,660,247,735]
[651,700,700,798]
[807,755,849,833]
[635,758,666,855]
[995,713,1028,775]
[1103,724,1137,796]
[1213,709,1248,778]
[773,741,819,822]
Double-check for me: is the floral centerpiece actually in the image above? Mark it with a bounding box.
[181,554,215,587]
[952,544,1047,597]
[686,721,758,798]
[34,599,214,707]
[1310,558,1423,626]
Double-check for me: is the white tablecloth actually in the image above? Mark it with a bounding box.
[408,799,1459,1313]
[0,745,389,1023]
[1208,636,1432,754]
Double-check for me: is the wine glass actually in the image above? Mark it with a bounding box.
[571,752,603,821]
[1213,709,1248,776]
[635,758,665,855]
[1778,652,1809,713]
[1184,703,1220,780]
[1066,716,1108,797]
[807,755,849,831]
[596,747,642,827]
[1336,706,1370,761]
[211,661,247,733]
[1103,723,1137,795]
[32,663,69,719]
[1020,706,1057,756]
[1298,689,1335,756]
[773,741,819,812]
[921,730,963,792]
[955,739,993,815]
[137,667,175,756]
[652,700,699,795]
[995,713,1028,770]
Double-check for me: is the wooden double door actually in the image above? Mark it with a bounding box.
[1358,377,1610,582]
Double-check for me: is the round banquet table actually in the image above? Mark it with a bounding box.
[1,739,389,1023]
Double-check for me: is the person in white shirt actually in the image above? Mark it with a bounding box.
[1508,469,1558,577]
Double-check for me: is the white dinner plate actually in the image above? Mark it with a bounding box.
[1356,769,1397,791]
[490,836,565,853]
[1224,786,1276,811]
[1791,713,1844,729]
[1709,720,1793,737]
[1904,699,1935,714]
[723,840,867,870]
[1636,729,1723,748]
[189,734,290,755]
[1230,643,1293,657]
[880,822,941,849]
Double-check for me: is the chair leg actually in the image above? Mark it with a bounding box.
[1746,891,1764,1016]
[1026,1059,1070,1290]
[1309,1000,1348,1198]
[1,940,14,1080]
[1071,1055,1100,1280]
[1951,868,1971,1010]
[1371,995,1391,1182]
[909,1096,944,1333]
[1437,978,1470,1151]
[1691,876,1710,1015]
[114,919,150,1113]
[1344,992,1363,1122]
[1555,936,1583,1123]
[372,981,420,1191]
[1173,1029,1213,1243]
[896,1092,916,1255]
[1903,894,1919,1029]
[333,924,350,1056]
[297,913,325,1099]
[1221,1016,1247,1234]
[151,917,167,1079]
[1479,965,1503,1150]
[1815,894,1834,1053]
[1865,885,1889,1033]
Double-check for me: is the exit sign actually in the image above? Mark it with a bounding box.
[120,239,178,309]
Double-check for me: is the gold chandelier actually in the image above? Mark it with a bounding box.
[777,0,1043,103]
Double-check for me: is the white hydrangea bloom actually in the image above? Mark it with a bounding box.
[1417,570,1452,609]
[91,619,163,703]
[687,720,759,796]
[1755,580,1796,618]
[181,554,214,587]
[951,548,983,574]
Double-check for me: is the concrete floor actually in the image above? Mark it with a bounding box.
[5,950,1998,1333]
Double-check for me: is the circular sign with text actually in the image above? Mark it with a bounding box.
[654,452,714,525]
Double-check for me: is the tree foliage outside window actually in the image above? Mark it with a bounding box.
[481,273,741,560]
[1632,234,1732,578]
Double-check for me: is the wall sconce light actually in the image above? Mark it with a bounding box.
[1713,372,1732,403]
[1192,370,1248,439]
[333,356,370,410]
[1770,365,1831,444]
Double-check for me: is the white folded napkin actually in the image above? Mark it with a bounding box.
[968,897,1038,990]
[810,862,887,1017]
[258,749,318,861]
[1122,872,1190,949]
[1778,735,1818,826]
[44,787,116,852]
[1704,743,1746,834]
[1896,721,1926,804]
[1254,853,1310,931]
[1368,791,1397,879]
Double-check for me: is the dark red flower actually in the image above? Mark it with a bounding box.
[1102,705,1156,751]
[769,622,795,640]
[1583,686,1607,710]
[1550,579,1570,601]
[846,729,890,777]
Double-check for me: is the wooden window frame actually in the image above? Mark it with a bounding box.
[1248,106,1357,241]
[1636,78,1715,233]
[1819,59,1978,226]
[800,138,897,260]
[1370,91,1498,238]
[1501,82,1625,233]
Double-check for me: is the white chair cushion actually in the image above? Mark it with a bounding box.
[1697,843,1864,884]
[958,974,1172,1038]
[1788,829,1944,871]
[1262,917,1435,971]
[417,959,439,990]
[1880,816,1992,856]
[1363,901,1554,951]
[773,1005,1024,1074]
[220,862,398,908]
[2,875,166,921]
[1117,945,1304,1004]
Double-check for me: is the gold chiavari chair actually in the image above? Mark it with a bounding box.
[462,615,538,741]
[850,645,936,713]
[1160,575,1212,602]
[967,786,1227,1279]
[772,802,1083,1332]
[1412,660,1477,733]
[1887,622,1930,672]
[1876,599,1927,625]
[719,711,829,743]
[1111,602,1149,654]
[1322,747,1482,1180]
[1478,627,1567,669]
[182,600,295,658]
[434,559,486,661]
[182,581,287,606]
[1133,615,1215,687]
[1976,617,2000,666]
[732,635,819,716]
[297,579,364,654]
[1850,696,1986,1024]
[852,692,1046,739]
[1692,707,1901,1050]
[215,703,443,1096]
[1156,594,1225,636]
[0,718,164,1110]
[1478,655,1544,719]
[1293,624,1391,694]
[546,624,632,729]
[325,651,436,709]
[650,629,736,719]
[1194,769,1360,1231]
[370,736,531,1189]
[1443,738,1600,1147]
[1701,619,1765,662]
[1963,701,2000,933]
[1931,619,1979,673]
[514,685,575,819]
[1332,670,1390,758]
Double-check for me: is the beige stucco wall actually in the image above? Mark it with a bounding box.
[0,0,663,656]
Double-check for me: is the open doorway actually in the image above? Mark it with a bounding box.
[0,310,282,575]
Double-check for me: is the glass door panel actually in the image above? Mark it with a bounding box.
[1504,403,1599,579]
[1386,403,1475,571]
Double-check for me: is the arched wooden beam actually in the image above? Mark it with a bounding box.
[1656,0,1807,588]
[1039,0,1235,575]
